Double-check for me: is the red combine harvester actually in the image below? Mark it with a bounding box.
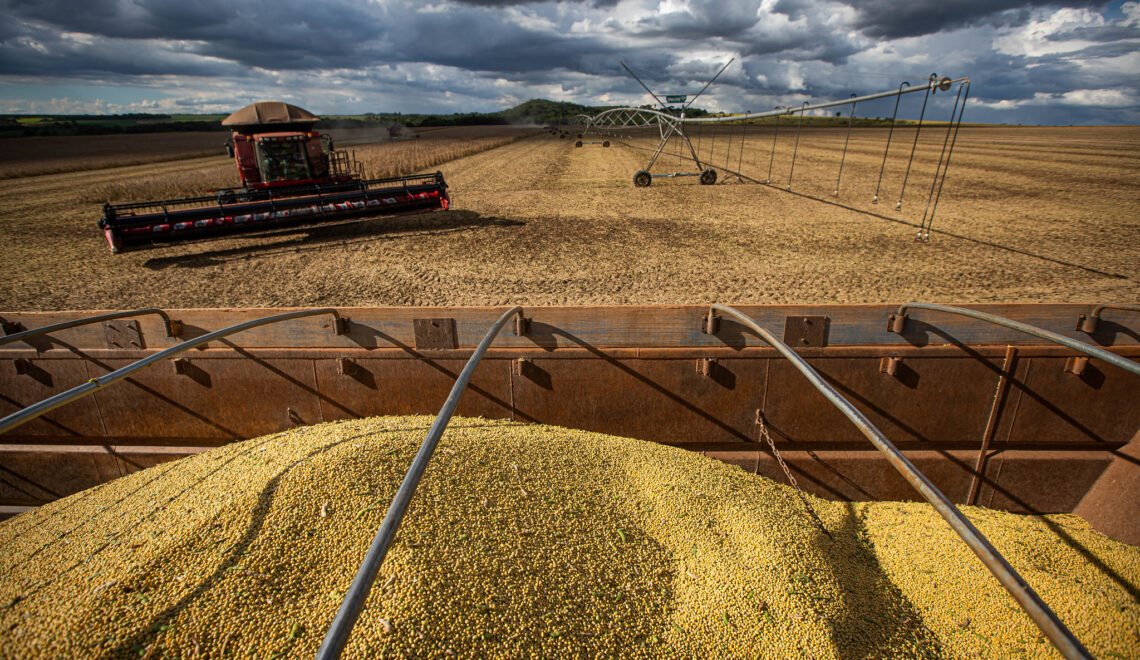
[98,101,450,253]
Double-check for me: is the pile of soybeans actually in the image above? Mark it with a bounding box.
[1,416,1137,658]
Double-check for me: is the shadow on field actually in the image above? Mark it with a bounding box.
[140,210,524,270]
[756,182,1132,281]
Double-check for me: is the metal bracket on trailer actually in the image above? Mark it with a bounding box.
[413,318,458,350]
[783,316,829,347]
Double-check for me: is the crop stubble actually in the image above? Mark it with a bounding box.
[0,125,1137,310]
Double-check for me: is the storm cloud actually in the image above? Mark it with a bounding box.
[0,0,1136,124]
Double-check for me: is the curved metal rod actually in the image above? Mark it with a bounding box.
[893,302,1139,376]
[708,304,1089,659]
[873,81,909,204]
[1092,302,1140,318]
[766,109,783,183]
[919,82,965,240]
[316,306,525,659]
[0,308,180,348]
[922,80,971,238]
[786,101,809,190]
[834,94,857,196]
[0,308,342,436]
[589,106,680,127]
[1083,303,1140,333]
[896,74,937,210]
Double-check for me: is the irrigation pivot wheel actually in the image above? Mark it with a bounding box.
[633,170,652,187]
[700,168,718,185]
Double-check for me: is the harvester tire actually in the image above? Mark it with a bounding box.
[633,170,652,187]
[700,169,718,185]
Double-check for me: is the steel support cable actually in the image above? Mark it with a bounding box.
[834,95,858,196]
[892,302,1140,376]
[873,81,910,204]
[921,81,971,239]
[919,83,965,240]
[0,309,343,437]
[786,102,810,190]
[316,306,525,660]
[896,75,936,210]
[0,308,181,348]
[707,304,1090,659]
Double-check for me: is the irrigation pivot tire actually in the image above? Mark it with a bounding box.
[603,140,611,148]
[575,140,583,148]
[700,168,718,185]
[633,170,652,187]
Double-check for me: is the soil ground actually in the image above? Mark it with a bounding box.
[0,125,1137,310]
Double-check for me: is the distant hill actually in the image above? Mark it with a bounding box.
[496,99,616,125]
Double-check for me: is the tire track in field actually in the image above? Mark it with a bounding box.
[442,135,566,194]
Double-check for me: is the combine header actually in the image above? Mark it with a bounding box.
[98,102,450,253]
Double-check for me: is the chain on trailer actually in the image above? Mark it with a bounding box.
[755,410,831,538]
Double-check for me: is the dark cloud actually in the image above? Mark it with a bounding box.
[0,0,1135,124]
[448,0,621,5]
[630,0,763,39]
[1053,23,1140,41]
[851,0,1104,38]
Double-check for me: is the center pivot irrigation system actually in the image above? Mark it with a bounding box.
[578,61,971,241]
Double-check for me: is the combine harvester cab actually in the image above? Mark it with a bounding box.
[98,101,450,253]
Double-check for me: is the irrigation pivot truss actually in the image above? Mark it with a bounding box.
[579,62,971,241]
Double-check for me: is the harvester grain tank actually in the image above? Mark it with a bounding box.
[98,101,450,253]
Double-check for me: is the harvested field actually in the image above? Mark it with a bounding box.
[0,125,1137,309]
[0,127,395,180]
[1,417,1136,658]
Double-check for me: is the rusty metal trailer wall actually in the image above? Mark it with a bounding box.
[1,305,1137,543]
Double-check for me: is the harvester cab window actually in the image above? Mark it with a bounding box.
[256,140,311,183]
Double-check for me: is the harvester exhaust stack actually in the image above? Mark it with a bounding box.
[97,101,450,253]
